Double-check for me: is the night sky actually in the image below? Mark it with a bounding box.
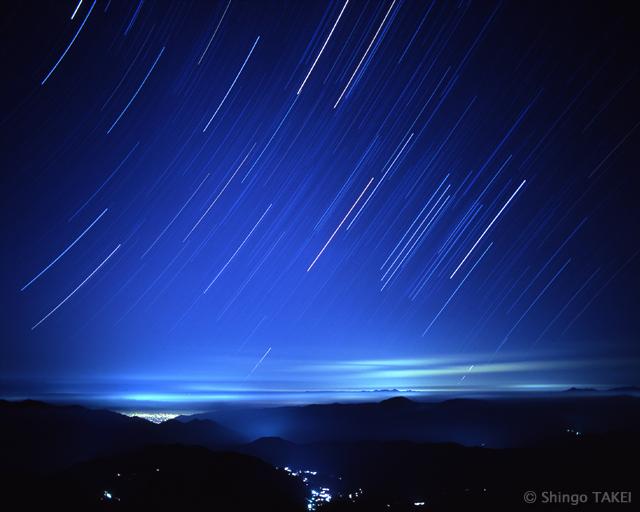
[1,0,639,407]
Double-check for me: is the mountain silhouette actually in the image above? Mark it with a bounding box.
[1,444,307,511]
[2,396,639,511]
[0,399,244,471]
[181,394,640,447]
[237,434,639,511]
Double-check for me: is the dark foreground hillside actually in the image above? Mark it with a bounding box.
[1,444,307,512]
[240,433,639,511]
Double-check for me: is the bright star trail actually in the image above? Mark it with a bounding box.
[31,244,121,330]
[307,177,374,272]
[202,36,261,132]
[450,178,526,279]
[40,0,97,85]
[297,0,350,96]
[197,0,232,66]
[248,346,272,377]
[107,45,165,134]
[333,0,398,109]
[204,203,272,293]
[70,1,84,21]
[21,207,109,291]
[182,145,255,242]
[1,0,639,404]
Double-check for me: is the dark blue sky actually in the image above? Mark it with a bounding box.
[1,0,638,407]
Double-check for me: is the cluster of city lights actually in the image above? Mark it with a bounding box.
[119,411,179,423]
[101,490,120,502]
[282,466,339,510]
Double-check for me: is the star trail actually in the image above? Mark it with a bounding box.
[1,0,638,406]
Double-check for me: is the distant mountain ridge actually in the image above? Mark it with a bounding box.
[3,392,640,471]
[179,394,640,447]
